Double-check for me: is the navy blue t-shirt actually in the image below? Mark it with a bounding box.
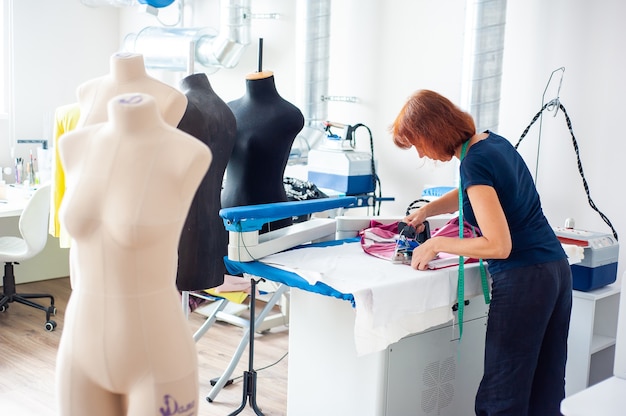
[460,132,566,275]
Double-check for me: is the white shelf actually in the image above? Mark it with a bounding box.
[566,284,621,396]
[572,284,620,301]
[591,334,616,355]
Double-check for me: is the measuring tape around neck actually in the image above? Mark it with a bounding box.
[457,140,491,340]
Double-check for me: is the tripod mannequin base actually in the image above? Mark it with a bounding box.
[227,370,264,416]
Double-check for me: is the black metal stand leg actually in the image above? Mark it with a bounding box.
[228,278,264,416]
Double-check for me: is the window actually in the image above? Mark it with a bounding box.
[0,0,12,118]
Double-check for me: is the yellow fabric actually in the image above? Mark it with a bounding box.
[50,103,80,248]
[204,289,249,304]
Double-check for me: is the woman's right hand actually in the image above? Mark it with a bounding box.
[403,207,428,234]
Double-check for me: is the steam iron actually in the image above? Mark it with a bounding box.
[392,221,430,264]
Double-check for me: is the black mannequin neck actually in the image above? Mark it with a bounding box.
[180,73,213,92]
[244,75,280,100]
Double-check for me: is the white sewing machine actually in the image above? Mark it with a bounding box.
[554,226,619,291]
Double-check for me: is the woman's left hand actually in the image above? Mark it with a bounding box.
[410,237,440,270]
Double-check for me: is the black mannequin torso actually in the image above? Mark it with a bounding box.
[222,73,304,231]
[176,73,237,291]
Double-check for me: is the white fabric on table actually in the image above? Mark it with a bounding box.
[260,241,487,356]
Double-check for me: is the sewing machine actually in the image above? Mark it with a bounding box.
[219,201,489,416]
[554,227,619,291]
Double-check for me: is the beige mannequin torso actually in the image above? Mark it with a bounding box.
[76,52,187,128]
[55,93,212,416]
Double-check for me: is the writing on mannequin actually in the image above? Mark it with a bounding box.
[222,70,304,232]
[56,93,211,416]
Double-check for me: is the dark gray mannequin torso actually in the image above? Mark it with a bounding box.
[176,73,237,291]
[222,73,305,232]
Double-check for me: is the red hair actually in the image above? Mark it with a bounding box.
[390,90,476,158]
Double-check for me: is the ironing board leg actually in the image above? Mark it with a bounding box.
[182,291,190,318]
[206,284,289,403]
[193,297,229,342]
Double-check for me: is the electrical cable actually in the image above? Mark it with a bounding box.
[212,351,289,387]
[405,198,431,216]
[515,101,618,241]
[350,123,382,215]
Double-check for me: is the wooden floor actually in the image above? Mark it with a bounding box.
[0,277,289,416]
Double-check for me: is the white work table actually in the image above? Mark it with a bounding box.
[224,240,489,416]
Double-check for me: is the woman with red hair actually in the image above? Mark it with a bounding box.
[391,89,572,416]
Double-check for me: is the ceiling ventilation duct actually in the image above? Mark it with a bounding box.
[122,0,251,71]
[289,0,332,164]
[462,0,507,132]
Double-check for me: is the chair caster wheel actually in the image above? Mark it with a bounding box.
[45,320,57,332]
[0,304,7,312]
[48,306,57,315]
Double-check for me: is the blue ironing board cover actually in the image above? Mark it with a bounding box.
[219,197,357,232]
[222,238,358,306]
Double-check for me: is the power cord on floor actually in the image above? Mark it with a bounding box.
[209,351,289,387]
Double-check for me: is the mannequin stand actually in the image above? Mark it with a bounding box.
[228,277,264,416]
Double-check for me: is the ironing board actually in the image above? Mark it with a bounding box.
[199,197,359,402]
[222,241,489,416]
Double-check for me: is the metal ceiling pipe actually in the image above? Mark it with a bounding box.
[122,0,251,70]
[288,0,332,164]
[196,0,251,68]
[296,0,331,129]
[462,0,508,132]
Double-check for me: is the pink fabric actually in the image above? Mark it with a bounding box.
[431,216,481,239]
[358,217,482,266]
[359,220,401,261]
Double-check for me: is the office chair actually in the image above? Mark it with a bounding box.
[0,184,57,331]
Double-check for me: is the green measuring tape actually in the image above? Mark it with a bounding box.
[457,140,491,340]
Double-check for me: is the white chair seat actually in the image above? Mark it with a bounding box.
[0,184,56,331]
[0,236,30,262]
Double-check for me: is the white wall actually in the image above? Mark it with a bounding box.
[6,0,625,278]
[3,0,119,171]
[499,0,625,278]
[0,1,121,283]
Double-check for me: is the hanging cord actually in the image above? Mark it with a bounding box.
[405,198,431,215]
[349,123,382,215]
[514,102,618,241]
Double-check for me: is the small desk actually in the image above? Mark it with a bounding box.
[0,198,28,218]
[0,199,26,218]
[0,184,34,218]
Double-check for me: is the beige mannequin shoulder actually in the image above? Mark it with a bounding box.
[60,93,211,197]
[76,53,187,127]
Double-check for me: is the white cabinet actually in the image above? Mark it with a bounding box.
[286,290,489,416]
[566,284,621,396]
[385,299,488,416]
